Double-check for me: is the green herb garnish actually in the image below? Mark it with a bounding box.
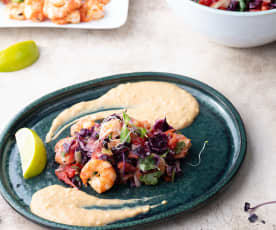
[136,127,147,138]
[139,171,163,185]
[174,141,185,154]
[71,165,80,170]
[120,112,132,143]
[139,155,158,172]
[161,150,169,158]
[122,111,130,125]
[239,0,246,11]
[120,125,131,143]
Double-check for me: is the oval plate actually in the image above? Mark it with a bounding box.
[0,72,246,230]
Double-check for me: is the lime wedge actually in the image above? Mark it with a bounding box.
[15,128,47,179]
[0,40,39,72]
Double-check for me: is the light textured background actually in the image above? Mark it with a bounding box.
[0,0,276,229]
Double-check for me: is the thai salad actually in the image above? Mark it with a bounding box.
[196,0,276,11]
[54,112,192,193]
[0,0,109,24]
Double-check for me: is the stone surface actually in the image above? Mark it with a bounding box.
[0,0,276,229]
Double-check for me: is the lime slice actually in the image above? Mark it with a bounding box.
[15,128,47,179]
[0,40,39,72]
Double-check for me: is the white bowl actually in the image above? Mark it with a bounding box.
[167,0,276,48]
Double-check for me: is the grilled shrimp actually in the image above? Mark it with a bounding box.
[70,117,95,136]
[52,9,80,24]
[80,0,104,22]
[7,3,25,20]
[98,0,110,4]
[55,137,76,165]
[99,118,122,139]
[80,159,116,193]
[24,0,45,22]
[132,118,151,130]
[43,0,81,20]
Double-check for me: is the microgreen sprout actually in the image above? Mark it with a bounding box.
[122,111,130,125]
[171,168,176,183]
[161,150,169,158]
[186,140,208,167]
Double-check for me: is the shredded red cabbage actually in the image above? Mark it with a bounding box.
[197,0,276,11]
[148,133,168,154]
[152,118,173,132]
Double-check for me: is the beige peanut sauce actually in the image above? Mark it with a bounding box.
[31,185,152,226]
[46,81,199,142]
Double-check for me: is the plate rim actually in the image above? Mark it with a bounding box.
[0,72,247,230]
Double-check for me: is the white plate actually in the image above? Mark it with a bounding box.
[0,0,129,29]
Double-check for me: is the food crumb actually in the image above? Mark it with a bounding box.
[248,214,258,223]
[161,200,167,205]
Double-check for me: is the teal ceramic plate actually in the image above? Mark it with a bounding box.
[0,72,246,229]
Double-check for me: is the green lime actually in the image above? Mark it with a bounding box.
[0,40,39,72]
[15,128,47,179]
